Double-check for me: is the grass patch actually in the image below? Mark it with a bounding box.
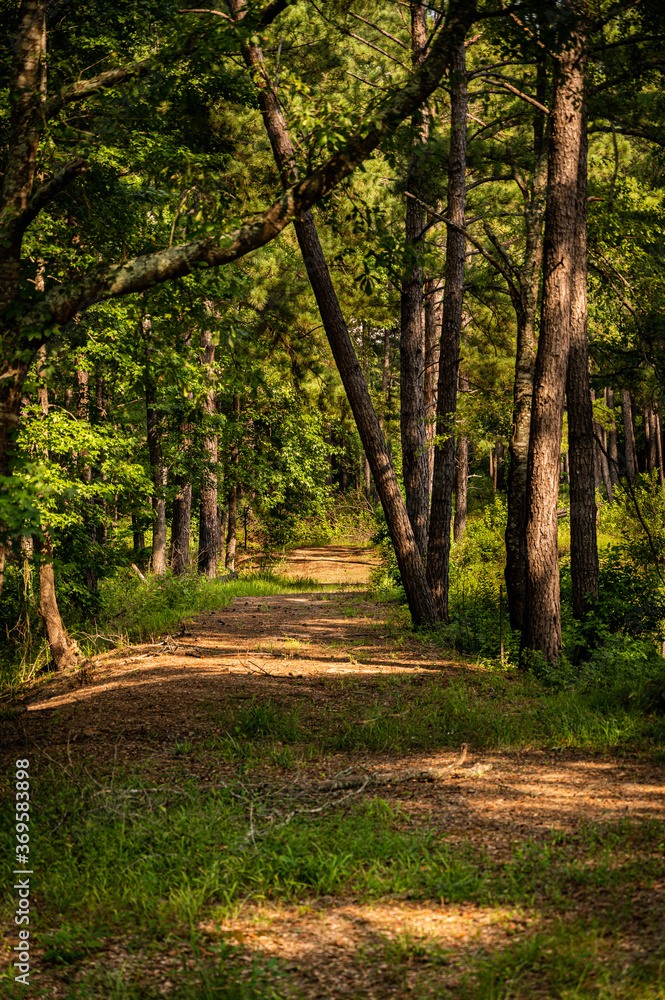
[205,667,665,758]
[98,570,326,644]
[1,765,663,997]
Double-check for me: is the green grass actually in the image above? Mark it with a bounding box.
[1,766,663,998]
[97,569,328,644]
[201,665,665,760]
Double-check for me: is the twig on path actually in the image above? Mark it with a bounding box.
[303,744,469,791]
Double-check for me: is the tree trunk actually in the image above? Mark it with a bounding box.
[453,370,468,542]
[646,406,657,475]
[198,328,218,579]
[144,324,167,576]
[218,505,227,565]
[171,480,192,574]
[427,40,467,619]
[655,411,664,488]
[76,361,97,590]
[424,277,443,493]
[504,57,548,633]
[495,441,506,491]
[591,389,613,501]
[606,388,619,485]
[132,514,145,556]
[32,341,81,670]
[35,533,81,670]
[622,390,637,484]
[566,110,599,619]
[379,327,391,435]
[234,9,438,624]
[522,34,585,666]
[226,487,237,572]
[400,2,430,556]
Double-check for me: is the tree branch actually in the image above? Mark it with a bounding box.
[37,0,477,327]
[1,158,89,240]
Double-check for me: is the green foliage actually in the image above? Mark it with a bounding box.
[453,494,508,572]
[599,475,665,569]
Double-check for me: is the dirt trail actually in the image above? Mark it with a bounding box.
[2,544,664,999]
[4,545,663,827]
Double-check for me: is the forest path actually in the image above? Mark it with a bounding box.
[3,545,664,998]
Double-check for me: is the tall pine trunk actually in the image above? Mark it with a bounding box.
[427,41,467,618]
[453,369,469,541]
[226,486,237,572]
[400,2,430,555]
[622,390,637,484]
[144,322,167,576]
[504,57,548,633]
[233,5,438,624]
[198,329,218,579]
[566,105,599,619]
[424,277,443,493]
[522,33,585,665]
[606,389,619,485]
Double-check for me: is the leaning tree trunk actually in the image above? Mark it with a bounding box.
[198,329,218,579]
[453,369,469,542]
[400,1,431,556]
[505,55,548,632]
[427,40,467,619]
[144,328,167,576]
[35,533,82,670]
[233,5,438,625]
[566,108,599,619]
[522,33,585,666]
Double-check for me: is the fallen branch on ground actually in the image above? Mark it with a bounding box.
[305,744,469,790]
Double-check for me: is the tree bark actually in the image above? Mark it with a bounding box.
[566,110,599,619]
[655,411,664,488]
[504,58,548,633]
[226,486,237,572]
[76,361,97,590]
[35,533,81,670]
[171,480,192,574]
[622,390,637,484]
[424,277,443,494]
[34,348,81,670]
[522,33,585,665]
[591,390,613,501]
[144,323,167,576]
[233,6,439,624]
[198,328,218,579]
[646,406,657,475]
[606,388,619,485]
[453,371,468,542]
[427,41,467,619]
[400,2,430,556]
